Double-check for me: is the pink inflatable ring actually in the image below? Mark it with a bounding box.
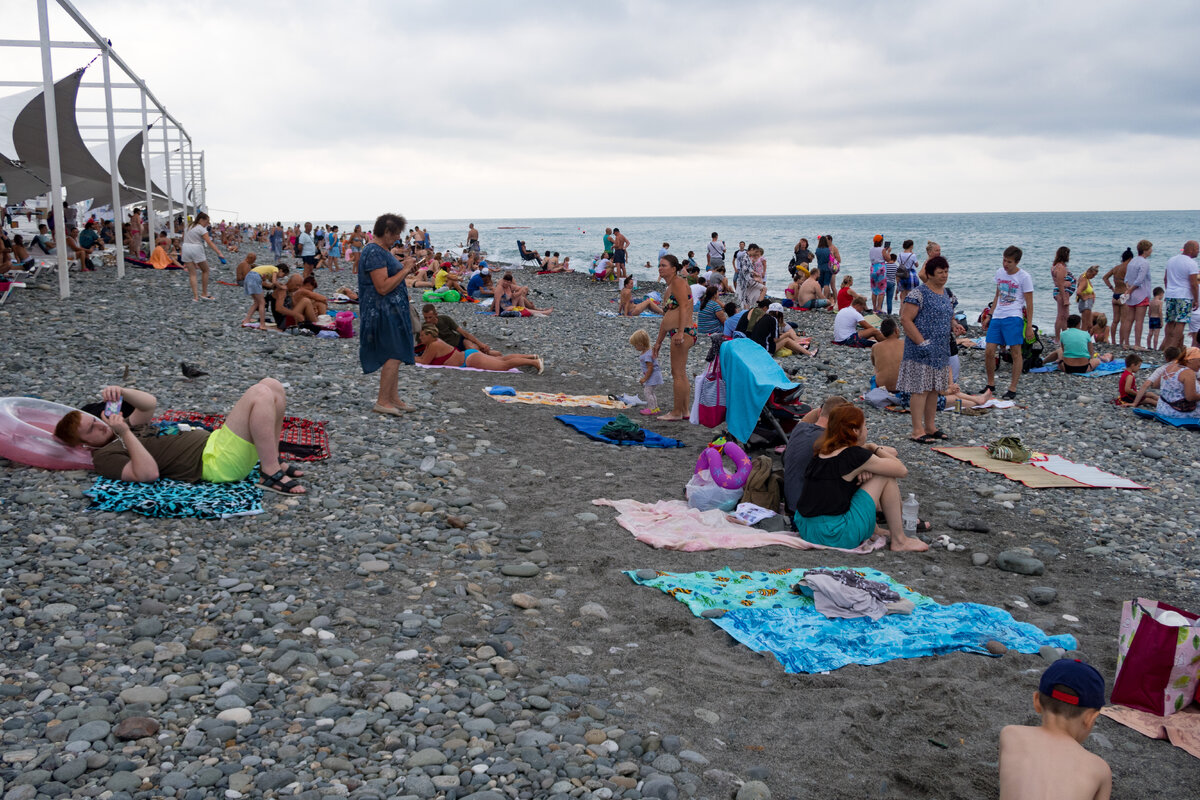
[0,397,96,470]
[694,441,752,490]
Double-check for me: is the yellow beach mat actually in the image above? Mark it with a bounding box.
[932,447,1085,488]
[482,388,628,409]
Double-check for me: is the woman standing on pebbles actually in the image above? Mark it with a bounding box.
[358,213,417,415]
[653,254,695,421]
[897,256,953,443]
[180,212,226,301]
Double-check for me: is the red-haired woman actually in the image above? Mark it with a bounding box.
[793,405,929,552]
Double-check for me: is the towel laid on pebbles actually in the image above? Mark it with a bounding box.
[86,470,263,519]
[485,389,627,408]
[1133,408,1200,430]
[593,498,884,553]
[1100,704,1200,760]
[558,416,684,448]
[627,566,1078,673]
[153,411,331,462]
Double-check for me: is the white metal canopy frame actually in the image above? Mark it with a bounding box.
[0,0,207,298]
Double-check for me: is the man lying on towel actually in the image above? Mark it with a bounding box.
[54,380,306,495]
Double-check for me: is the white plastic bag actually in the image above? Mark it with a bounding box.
[688,373,704,424]
[686,469,743,512]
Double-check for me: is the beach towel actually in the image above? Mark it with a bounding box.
[597,310,662,318]
[484,388,627,408]
[719,338,800,442]
[933,447,1147,489]
[85,470,263,519]
[556,415,685,448]
[593,498,884,553]
[1132,408,1200,430]
[417,362,521,373]
[1029,359,1143,376]
[153,411,330,462]
[627,567,1077,673]
[1100,704,1200,760]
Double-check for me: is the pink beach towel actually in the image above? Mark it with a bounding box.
[592,498,885,554]
[1101,704,1200,760]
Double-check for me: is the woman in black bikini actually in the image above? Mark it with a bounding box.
[653,255,696,421]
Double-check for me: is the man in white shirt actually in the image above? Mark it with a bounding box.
[832,296,882,347]
[1162,240,1200,351]
[984,245,1034,399]
[707,232,726,268]
[298,222,317,278]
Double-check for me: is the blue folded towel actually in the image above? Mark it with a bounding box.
[1132,408,1200,430]
[487,386,517,396]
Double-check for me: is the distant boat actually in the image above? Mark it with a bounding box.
[497,226,530,229]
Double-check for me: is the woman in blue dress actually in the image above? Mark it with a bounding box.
[896,256,953,443]
[358,213,417,415]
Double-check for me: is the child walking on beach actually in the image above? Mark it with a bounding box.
[1148,287,1164,350]
[998,659,1110,800]
[629,330,663,415]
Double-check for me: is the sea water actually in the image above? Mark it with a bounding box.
[328,211,1198,329]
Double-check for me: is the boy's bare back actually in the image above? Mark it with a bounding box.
[999,725,1111,800]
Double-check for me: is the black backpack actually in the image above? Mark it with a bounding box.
[1000,323,1044,372]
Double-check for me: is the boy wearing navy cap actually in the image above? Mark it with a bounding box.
[999,659,1111,800]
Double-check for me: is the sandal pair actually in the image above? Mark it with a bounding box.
[259,465,307,496]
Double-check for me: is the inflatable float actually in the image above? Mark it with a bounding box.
[0,397,95,470]
[694,439,752,490]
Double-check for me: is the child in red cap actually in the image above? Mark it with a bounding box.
[999,658,1111,799]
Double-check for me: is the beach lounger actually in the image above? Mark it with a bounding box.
[516,240,541,269]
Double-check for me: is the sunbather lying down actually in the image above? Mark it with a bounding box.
[416,326,544,374]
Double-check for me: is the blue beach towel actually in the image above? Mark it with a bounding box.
[1132,408,1200,430]
[85,470,264,519]
[1030,358,1144,376]
[628,567,1077,673]
[487,386,517,396]
[556,415,685,448]
[719,338,800,442]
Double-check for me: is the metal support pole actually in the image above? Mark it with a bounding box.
[140,91,153,241]
[200,150,206,210]
[177,127,188,225]
[37,0,70,298]
[101,45,125,279]
[161,121,173,234]
[187,139,196,220]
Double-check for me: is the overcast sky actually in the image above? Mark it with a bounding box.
[5,0,1199,221]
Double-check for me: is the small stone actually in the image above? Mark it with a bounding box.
[996,550,1045,576]
[113,716,160,740]
[383,691,413,713]
[406,748,447,768]
[360,560,390,573]
[511,593,539,609]
[985,641,1008,656]
[217,708,252,725]
[119,686,168,706]
[1028,587,1057,606]
[694,708,720,724]
[737,780,772,800]
[500,562,540,578]
[652,754,681,774]
[1142,447,1164,460]
[68,720,111,743]
[700,608,727,618]
[636,569,657,580]
[950,518,990,533]
[971,553,990,567]
[579,602,609,619]
[1040,645,1065,663]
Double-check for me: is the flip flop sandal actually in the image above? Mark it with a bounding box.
[259,469,306,496]
[281,464,305,479]
[909,434,934,443]
[927,430,949,440]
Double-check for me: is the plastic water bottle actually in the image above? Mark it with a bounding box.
[902,493,919,532]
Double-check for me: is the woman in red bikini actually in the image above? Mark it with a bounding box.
[653,254,696,421]
[415,326,543,373]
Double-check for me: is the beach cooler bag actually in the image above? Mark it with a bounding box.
[1110,598,1200,716]
[697,357,727,428]
[334,311,355,338]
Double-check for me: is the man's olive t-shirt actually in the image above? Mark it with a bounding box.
[436,314,462,348]
[91,424,210,482]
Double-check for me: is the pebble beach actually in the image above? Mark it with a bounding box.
[1,236,1198,799]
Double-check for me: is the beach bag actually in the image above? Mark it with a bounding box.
[334,311,354,338]
[986,436,1032,463]
[1110,599,1200,716]
[741,456,782,512]
[686,469,743,513]
[697,356,726,428]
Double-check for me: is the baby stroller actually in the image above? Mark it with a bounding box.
[715,338,810,451]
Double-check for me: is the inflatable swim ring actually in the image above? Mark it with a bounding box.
[694,441,752,490]
[0,397,95,471]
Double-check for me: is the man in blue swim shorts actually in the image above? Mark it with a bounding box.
[984,245,1034,400]
[53,379,307,496]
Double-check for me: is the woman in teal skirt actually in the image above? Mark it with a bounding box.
[793,405,928,552]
